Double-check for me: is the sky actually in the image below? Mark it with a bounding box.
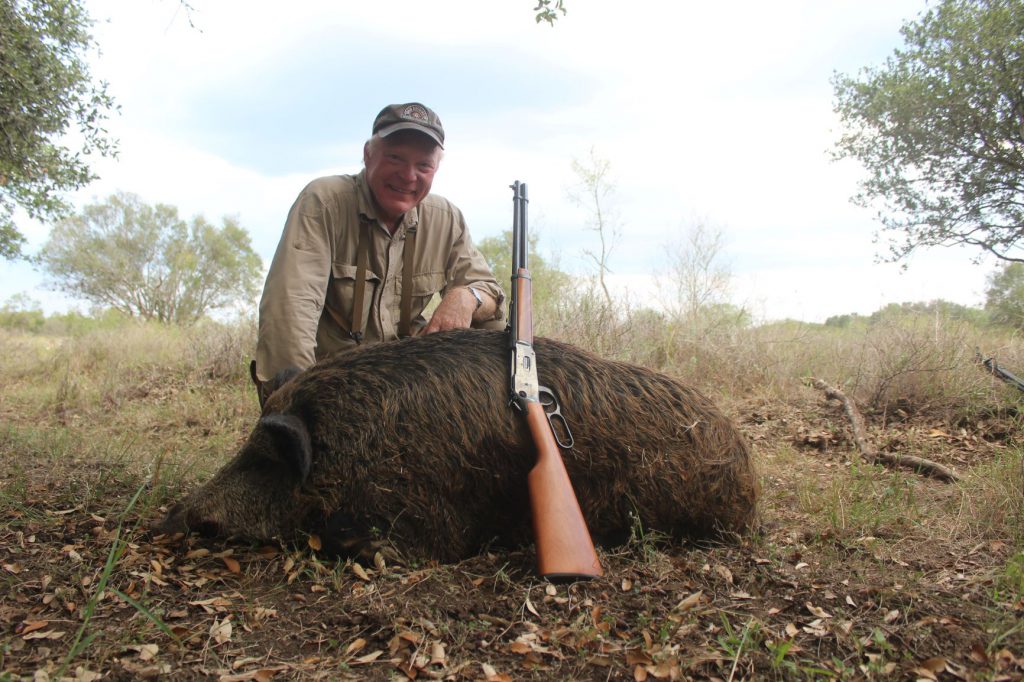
[0,0,998,323]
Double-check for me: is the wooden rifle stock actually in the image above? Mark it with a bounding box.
[509,181,603,581]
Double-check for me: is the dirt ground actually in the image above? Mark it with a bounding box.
[2,394,1023,681]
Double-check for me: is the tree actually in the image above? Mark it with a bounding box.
[476,228,572,318]
[534,0,566,24]
[657,219,732,324]
[832,0,1024,264]
[568,148,620,306]
[1,0,117,260]
[39,193,262,324]
[985,262,1024,327]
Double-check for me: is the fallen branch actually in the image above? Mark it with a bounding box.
[804,377,960,483]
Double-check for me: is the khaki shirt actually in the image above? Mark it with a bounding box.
[256,171,505,382]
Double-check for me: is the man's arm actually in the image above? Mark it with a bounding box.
[421,286,497,335]
[256,190,332,382]
[420,206,504,336]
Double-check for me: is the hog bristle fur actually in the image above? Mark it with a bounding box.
[157,329,758,561]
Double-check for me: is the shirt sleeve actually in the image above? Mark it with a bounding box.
[256,189,332,382]
[444,206,506,320]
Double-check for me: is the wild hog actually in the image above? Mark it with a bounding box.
[157,329,758,561]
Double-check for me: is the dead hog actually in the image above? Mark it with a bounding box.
[157,329,758,560]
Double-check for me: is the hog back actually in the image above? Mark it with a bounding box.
[263,328,757,561]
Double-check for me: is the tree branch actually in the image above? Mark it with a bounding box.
[804,377,961,483]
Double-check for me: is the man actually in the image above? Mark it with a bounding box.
[254,102,504,402]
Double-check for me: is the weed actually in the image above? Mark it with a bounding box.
[55,482,177,678]
[998,551,1024,602]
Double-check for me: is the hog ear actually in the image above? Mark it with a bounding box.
[259,413,312,482]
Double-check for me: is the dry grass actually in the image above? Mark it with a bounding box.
[2,312,1024,680]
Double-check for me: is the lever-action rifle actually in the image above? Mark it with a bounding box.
[508,180,603,581]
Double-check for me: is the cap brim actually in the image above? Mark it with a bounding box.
[376,122,444,148]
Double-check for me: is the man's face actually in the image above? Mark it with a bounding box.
[363,132,442,228]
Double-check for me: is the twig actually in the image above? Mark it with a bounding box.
[805,377,960,483]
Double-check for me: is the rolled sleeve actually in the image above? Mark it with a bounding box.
[444,209,506,320]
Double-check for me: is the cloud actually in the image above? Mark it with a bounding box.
[0,0,988,321]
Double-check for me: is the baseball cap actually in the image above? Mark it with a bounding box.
[372,103,445,148]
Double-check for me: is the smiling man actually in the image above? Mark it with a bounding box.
[254,103,504,405]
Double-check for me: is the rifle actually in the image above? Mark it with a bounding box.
[977,348,1024,393]
[508,180,603,581]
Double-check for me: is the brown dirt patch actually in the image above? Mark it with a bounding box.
[2,399,1023,681]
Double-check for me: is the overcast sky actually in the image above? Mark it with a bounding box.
[1,0,996,322]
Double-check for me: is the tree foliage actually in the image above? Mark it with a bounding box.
[476,228,571,318]
[824,299,985,327]
[985,262,1024,327]
[533,0,567,25]
[0,0,116,260]
[832,0,1024,263]
[40,193,262,324]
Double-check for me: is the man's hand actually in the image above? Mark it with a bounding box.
[421,287,494,335]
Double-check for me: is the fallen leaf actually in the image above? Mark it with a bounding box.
[353,650,383,664]
[621,578,633,591]
[253,607,277,622]
[307,535,322,551]
[510,641,531,654]
[714,565,734,584]
[137,644,158,661]
[398,631,421,645]
[210,617,232,645]
[626,649,654,666]
[884,609,900,623]
[525,597,540,617]
[805,602,832,619]
[344,638,367,656]
[74,668,101,682]
[351,562,370,581]
[186,548,210,559]
[23,630,65,641]
[675,591,703,612]
[19,621,49,635]
[429,641,445,666]
[373,552,387,572]
[222,557,241,574]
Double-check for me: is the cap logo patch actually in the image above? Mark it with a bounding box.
[402,105,429,122]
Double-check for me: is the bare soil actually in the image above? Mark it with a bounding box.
[2,393,1023,681]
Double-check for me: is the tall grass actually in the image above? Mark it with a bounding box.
[2,301,1023,544]
[0,316,257,485]
[542,292,1024,423]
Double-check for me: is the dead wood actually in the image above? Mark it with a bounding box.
[805,377,960,483]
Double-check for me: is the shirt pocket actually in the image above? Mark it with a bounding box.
[399,271,447,325]
[326,262,381,337]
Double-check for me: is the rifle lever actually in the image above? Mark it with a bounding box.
[539,385,574,450]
